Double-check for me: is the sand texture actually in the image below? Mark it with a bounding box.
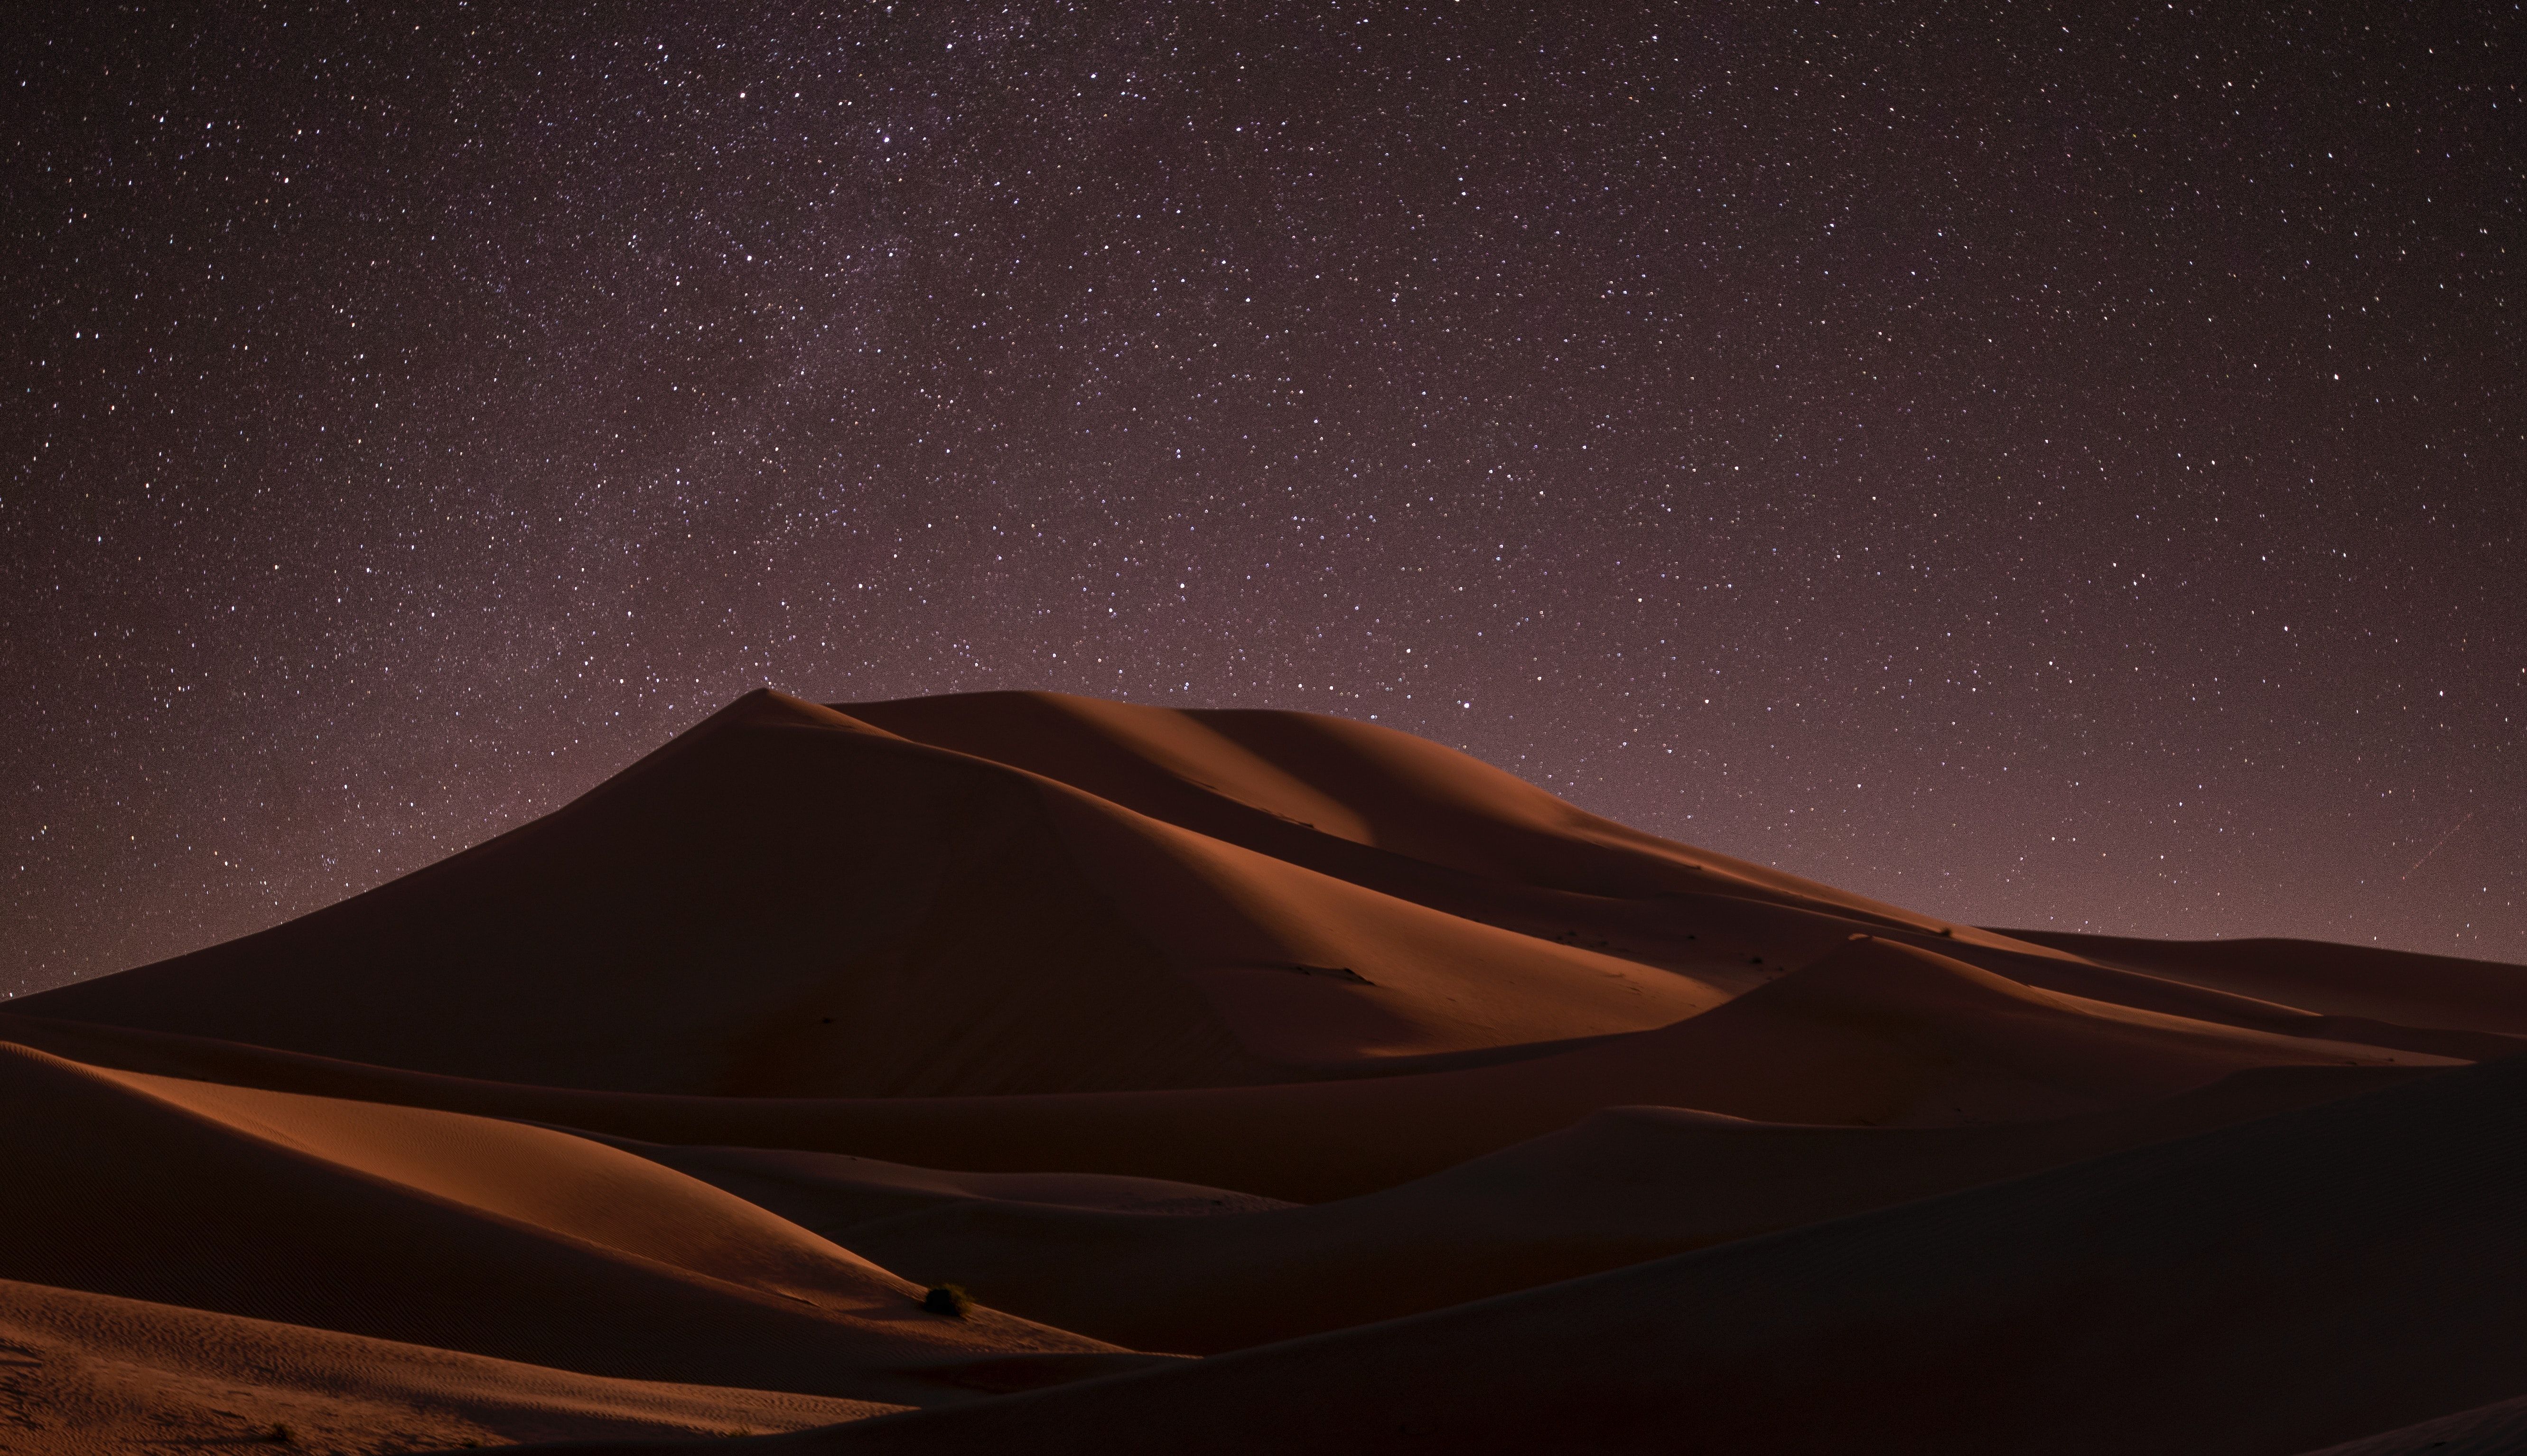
[8,690,2521,1452]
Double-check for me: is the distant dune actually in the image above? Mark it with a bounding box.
[7,689,2522,1452]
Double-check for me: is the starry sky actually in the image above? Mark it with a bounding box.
[5,2,2521,995]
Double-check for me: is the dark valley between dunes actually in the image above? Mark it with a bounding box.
[1,689,2522,1454]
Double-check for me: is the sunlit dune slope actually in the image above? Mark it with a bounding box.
[0,1043,1150,1407]
[1,938,2447,1203]
[0,1279,903,1456]
[541,1052,2527,1456]
[599,1061,2421,1353]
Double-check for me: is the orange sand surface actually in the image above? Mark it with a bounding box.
[0,1279,902,1455]
[7,690,2519,1453]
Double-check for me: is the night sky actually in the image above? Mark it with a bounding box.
[6,3,2521,996]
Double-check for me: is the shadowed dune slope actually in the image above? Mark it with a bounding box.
[531,1052,2527,1456]
[0,939,2448,1204]
[0,1279,903,1456]
[601,1062,2424,1354]
[579,1142,1301,1228]
[14,691,1250,1096]
[0,1043,1153,1407]
[17,690,1733,1092]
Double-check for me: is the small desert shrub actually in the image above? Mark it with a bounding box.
[923,1283,975,1317]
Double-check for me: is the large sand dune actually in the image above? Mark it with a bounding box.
[24,692,1734,1093]
[8,689,2521,1451]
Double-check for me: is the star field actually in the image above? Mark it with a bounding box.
[4,2,2522,994]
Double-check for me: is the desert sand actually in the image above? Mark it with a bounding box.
[7,688,2522,1453]
[0,1279,902,1454]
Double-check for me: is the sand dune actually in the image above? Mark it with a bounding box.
[17,693,1269,1096]
[547,1052,2527,1456]
[26,691,2490,1097]
[2004,929,2527,1039]
[566,1141,1301,1227]
[7,689,2518,1449]
[602,1062,2422,1353]
[5,938,2444,1204]
[1883,935,2527,1064]
[0,1043,1154,1407]
[20,691,1730,1092]
[0,1278,901,1455]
